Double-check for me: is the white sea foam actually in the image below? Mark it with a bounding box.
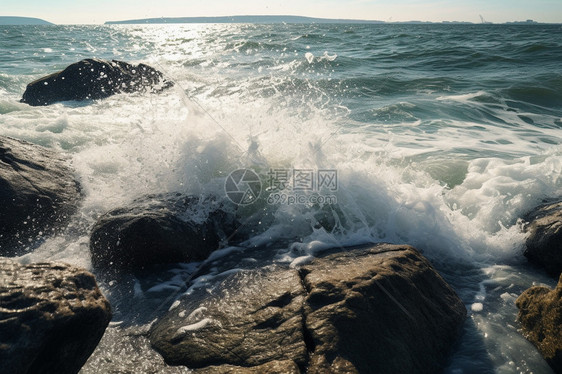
[289,255,314,268]
[186,307,207,320]
[173,318,212,338]
[471,303,484,312]
[168,300,181,311]
[6,85,560,269]
[437,91,487,102]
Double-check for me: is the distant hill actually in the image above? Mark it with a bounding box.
[0,16,53,25]
[105,15,385,25]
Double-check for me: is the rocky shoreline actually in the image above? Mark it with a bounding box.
[0,136,82,256]
[523,200,562,278]
[517,275,562,373]
[149,244,467,374]
[1,61,561,373]
[0,259,111,374]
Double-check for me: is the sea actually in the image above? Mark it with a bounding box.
[1,23,561,373]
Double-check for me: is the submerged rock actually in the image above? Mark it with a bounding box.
[20,58,173,106]
[0,136,82,256]
[89,194,239,271]
[0,258,111,374]
[516,275,562,373]
[523,200,562,277]
[149,244,466,373]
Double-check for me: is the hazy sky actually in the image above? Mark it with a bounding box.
[3,0,562,24]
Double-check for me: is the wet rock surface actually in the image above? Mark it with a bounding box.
[21,58,173,106]
[0,136,82,256]
[80,326,190,374]
[193,360,301,374]
[301,245,467,374]
[523,200,562,278]
[149,266,308,370]
[149,244,467,374]
[516,275,562,373]
[0,258,111,374]
[89,194,240,271]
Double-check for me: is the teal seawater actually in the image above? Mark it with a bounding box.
[2,24,561,155]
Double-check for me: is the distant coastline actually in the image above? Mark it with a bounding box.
[0,16,53,25]
[105,15,557,25]
[105,15,385,25]
[1,15,557,26]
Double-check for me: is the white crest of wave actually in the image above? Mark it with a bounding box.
[3,68,560,269]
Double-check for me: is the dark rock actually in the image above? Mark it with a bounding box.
[194,360,301,374]
[0,258,112,374]
[0,136,82,256]
[149,244,466,373]
[516,275,562,373]
[149,266,308,370]
[301,245,467,374]
[523,201,562,277]
[21,58,173,106]
[89,194,239,271]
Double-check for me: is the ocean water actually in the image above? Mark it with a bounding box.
[1,23,561,373]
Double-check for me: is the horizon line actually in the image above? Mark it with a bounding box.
[104,14,554,25]
[1,14,561,26]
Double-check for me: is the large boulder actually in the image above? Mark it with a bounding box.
[89,194,239,271]
[20,58,173,106]
[301,245,467,374]
[0,136,82,256]
[149,244,467,373]
[0,258,112,374]
[150,266,308,370]
[523,200,562,277]
[516,275,562,373]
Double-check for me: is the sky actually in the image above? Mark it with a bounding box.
[2,0,562,25]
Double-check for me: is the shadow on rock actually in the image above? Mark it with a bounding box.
[522,199,562,278]
[0,136,82,256]
[89,193,242,272]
